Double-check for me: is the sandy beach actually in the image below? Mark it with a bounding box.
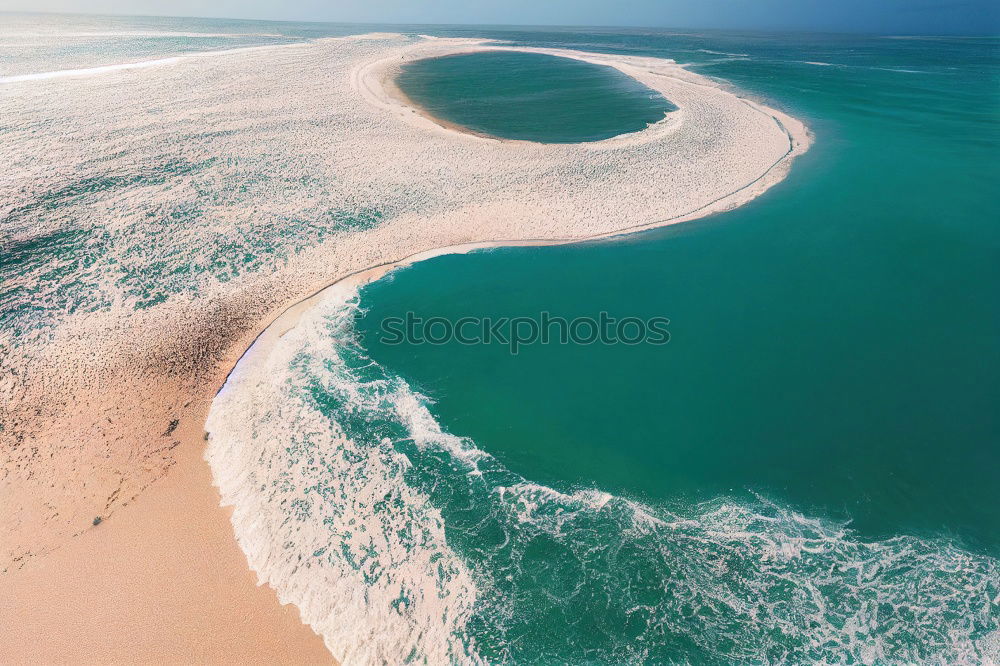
[1,34,809,662]
[0,405,331,664]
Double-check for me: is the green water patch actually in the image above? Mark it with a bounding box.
[395,51,674,143]
[5,158,216,224]
[2,142,387,332]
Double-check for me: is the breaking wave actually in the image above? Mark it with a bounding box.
[206,286,1000,664]
[0,57,183,84]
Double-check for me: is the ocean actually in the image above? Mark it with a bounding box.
[360,29,999,663]
[4,12,999,664]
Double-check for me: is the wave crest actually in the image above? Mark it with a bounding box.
[207,287,999,664]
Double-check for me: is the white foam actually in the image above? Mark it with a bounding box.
[1,41,305,84]
[207,286,481,664]
[4,26,992,662]
[0,57,182,83]
[697,48,750,57]
[2,31,282,38]
[4,31,816,620]
[3,33,808,341]
[208,289,1000,662]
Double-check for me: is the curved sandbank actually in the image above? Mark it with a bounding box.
[204,37,811,662]
[2,33,807,663]
[363,41,809,149]
[217,37,811,400]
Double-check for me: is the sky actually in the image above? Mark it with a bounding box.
[1,0,997,35]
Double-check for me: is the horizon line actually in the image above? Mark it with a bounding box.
[3,8,999,38]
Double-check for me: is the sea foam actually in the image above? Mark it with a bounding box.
[208,286,480,663]
[207,286,1000,664]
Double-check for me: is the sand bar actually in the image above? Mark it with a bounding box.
[1,34,808,662]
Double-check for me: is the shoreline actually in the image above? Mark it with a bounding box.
[204,49,811,661]
[2,36,809,664]
[379,57,507,143]
[375,46,683,145]
[217,60,810,396]
[0,379,333,665]
[358,43,695,147]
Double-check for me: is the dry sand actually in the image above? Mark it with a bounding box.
[0,373,333,665]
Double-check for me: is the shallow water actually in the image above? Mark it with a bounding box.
[395,51,674,142]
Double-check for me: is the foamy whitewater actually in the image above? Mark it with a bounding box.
[207,286,999,663]
[163,32,993,665]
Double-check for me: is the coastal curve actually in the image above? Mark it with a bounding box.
[204,35,811,663]
[1,30,809,663]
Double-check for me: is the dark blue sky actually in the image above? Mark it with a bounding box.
[4,0,999,34]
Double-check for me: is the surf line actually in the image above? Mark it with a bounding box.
[211,95,809,402]
[0,41,311,85]
[0,57,184,83]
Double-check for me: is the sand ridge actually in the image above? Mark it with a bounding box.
[1,33,808,662]
[204,37,810,663]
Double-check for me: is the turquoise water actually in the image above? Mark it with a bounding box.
[346,30,1000,662]
[0,13,297,76]
[396,51,674,142]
